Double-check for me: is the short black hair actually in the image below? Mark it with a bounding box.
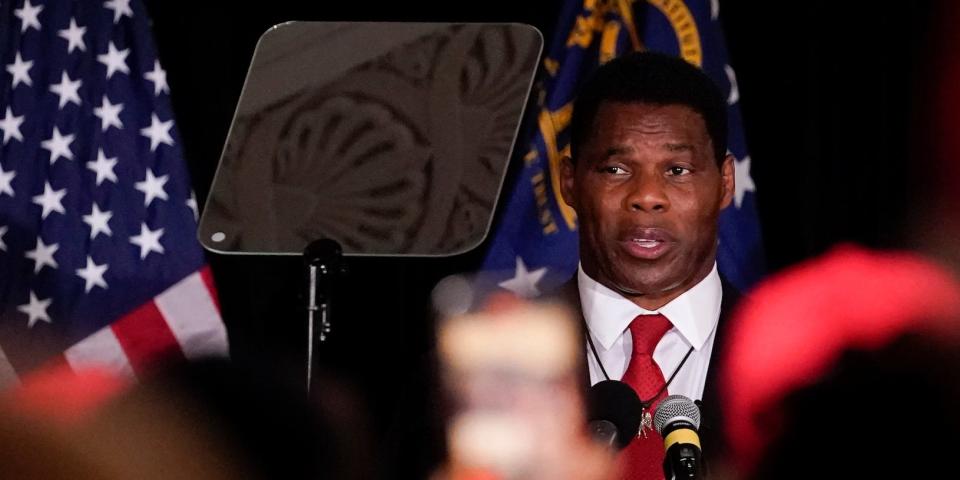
[569,51,728,164]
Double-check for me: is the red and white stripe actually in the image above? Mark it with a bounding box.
[63,267,227,379]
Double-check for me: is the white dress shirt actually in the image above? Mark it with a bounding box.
[579,263,722,401]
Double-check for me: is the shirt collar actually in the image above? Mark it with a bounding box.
[578,263,722,351]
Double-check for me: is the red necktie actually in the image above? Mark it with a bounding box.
[620,314,673,480]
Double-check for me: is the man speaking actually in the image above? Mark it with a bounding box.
[559,51,737,479]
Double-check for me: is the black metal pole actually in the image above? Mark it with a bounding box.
[302,238,345,393]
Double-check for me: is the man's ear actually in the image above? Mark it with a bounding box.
[559,155,577,208]
[719,153,735,210]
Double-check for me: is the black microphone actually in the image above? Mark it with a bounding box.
[653,395,703,480]
[586,380,643,450]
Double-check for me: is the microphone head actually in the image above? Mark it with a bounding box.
[653,395,701,434]
[586,380,643,450]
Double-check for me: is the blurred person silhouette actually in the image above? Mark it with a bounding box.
[0,402,112,480]
[0,357,374,480]
[84,358,373,480]
[911,1,960,276]
[718,245,960,479]
[717,3,960,478]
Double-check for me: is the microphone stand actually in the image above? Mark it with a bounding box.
[302,238,346,394]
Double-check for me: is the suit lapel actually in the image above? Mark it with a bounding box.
[697,276,741,460]
[555,278,593,393]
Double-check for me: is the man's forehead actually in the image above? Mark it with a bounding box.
[593,101,706,126]
[601,141,694,155]
[588,104,710,146]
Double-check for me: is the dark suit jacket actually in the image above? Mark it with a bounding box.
[552,274,741,470]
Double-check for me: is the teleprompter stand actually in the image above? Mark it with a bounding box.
[198,21,543,393]
[302,238,346,392]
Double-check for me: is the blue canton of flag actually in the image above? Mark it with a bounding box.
[0,0,226,387]
[482,0,764,297]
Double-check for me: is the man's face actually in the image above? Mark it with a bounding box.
[561,102,734,309]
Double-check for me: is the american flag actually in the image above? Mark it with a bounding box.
[0,0,227,387]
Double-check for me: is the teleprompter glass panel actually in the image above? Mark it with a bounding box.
[199,22,543,256]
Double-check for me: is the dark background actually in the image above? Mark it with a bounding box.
[141,1,939,477]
